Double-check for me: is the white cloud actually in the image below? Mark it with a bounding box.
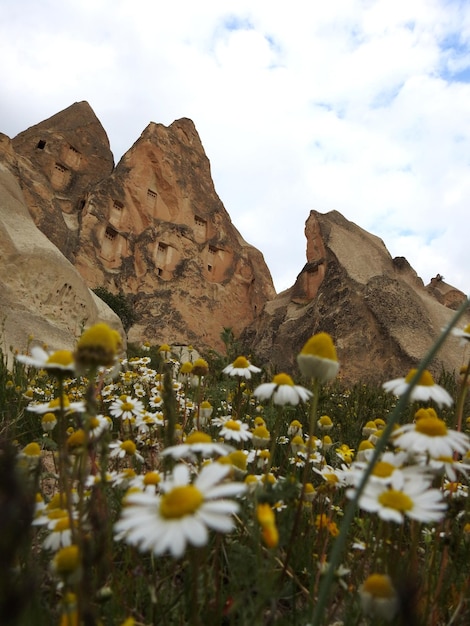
[1,0,469,296]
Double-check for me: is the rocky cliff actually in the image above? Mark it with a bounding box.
[241,210,469,382]
[3,103,468,381]
[0,132,123,360]
[6,102,276,352]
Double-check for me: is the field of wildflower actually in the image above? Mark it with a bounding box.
[1,300,470,626]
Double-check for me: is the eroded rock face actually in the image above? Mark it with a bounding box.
[241,210,469,382]
[0,136,123,361]
[7,104,276,352]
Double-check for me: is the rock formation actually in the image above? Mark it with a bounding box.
[6,102,276,352]
[3,102,468,381]
[241,210,469,382]
[0,133,123,362]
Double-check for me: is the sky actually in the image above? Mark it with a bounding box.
[1,0,470,295]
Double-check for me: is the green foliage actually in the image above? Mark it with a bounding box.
[92,287,138,333]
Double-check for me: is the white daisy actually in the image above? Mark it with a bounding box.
[109,395,145,420]
[162,431,234,460]
[297,332,340,383]
[218,419,253,442]
[383,369,453,407]
[16,346,76,375]
[27,395,85,415]
[392,417,470,458]
[109,439,144,463]
[359,574,399,622]
[114,463,246,558]
[253,373,312,406]
[353,475,446,524]
[222,356,261,379]
[451,323,470,344]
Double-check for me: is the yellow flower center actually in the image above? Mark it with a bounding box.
[53,545,80,574]
[143,471,161,485]
[121,440,137,455]
[159,344,171,352]
[47,350,74,366]
[228,450,248,470]
[358,440,375,451]
[232,356,250,368]
[180,362,193,374]
[415,407,438,421]
[325,473,338,483]
[415,417,447,437]
[120,402,135,412]
[225,419,241,431]
[463,324,470,333]
[300,332,338,361]
[186,431,212,444]
[67,430,85,448]
[22,442,41,456]
[362,574,395,598]
[272,373,294,386]
[404,369,435,386]
[160,485,203,519]
[378,489,413,512]
[252,425,270,438]
[89,417,100,429]
[372,461,396,478]
[49,396,71,409]
[319,415,333,425]
[54,517,72,532]
[257,503,275,525]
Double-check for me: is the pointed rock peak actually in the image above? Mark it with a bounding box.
[12,101,113,162]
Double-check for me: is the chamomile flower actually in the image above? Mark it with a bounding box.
[392,417,470,458]
[359,574,399,622]
[383,369,453,407]
[27,395,85,415]
[354,476,446,523]
[162,431,234,460]
[452,323,470,344]
[114,463,245,558]
[219,419,253,442]
[16,346,76,375]
[253,373,312,406]
[109,439,144,463]
[109,395,145,420]
[222,356,261,379]
[297,332,339,382]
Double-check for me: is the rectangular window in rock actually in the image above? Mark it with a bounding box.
[113,200,124,210]
[147,189,157,208]
[194,215,207,240]
[37,139,46,150]
[63,144,82,168]
[51,162,69,188]
[105,226,118,240]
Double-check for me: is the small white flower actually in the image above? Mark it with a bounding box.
[16,346,76,374]
[383,369,453,407]
[109,395,145,420]
[219,419,253,442]
[351,475,446,524]
[254,373,312,406]
[392,417,470,458]
[223,356,261,379]
[114,463,246,558]
[162,431,234,460]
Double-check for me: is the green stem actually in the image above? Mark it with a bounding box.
[311,296,470,626]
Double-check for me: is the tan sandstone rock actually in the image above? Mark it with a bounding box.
[0,134,123,362]
[241,210,470,383]
[9,104,276,352]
